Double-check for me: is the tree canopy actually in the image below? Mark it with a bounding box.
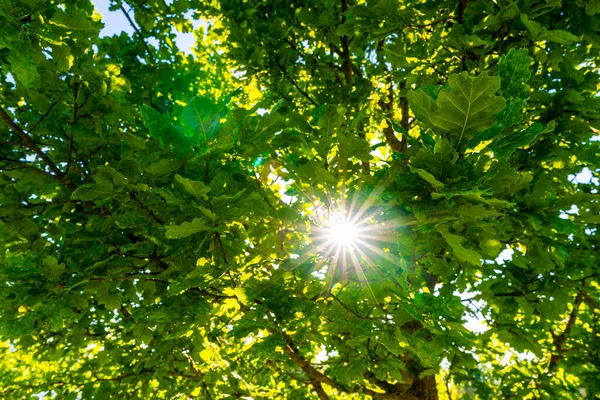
[1,0,599,399]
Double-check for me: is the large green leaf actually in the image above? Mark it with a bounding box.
[165,218,209,239]
[436,224,482,266]
[312,104,344,138]
[140,105,190,152]
[520,14,580,45]
[414,168,444,189]
[174,174,211,201]
[587,0,600,15]
[71,182,114,201]
[430,72,506,146]
[498,49,532,100]
[490,121,556,161]
[407,89,439,129]
[180,97,225,141]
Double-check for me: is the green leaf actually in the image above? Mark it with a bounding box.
[433,138,458,164]
[520,14,580,44]
[7,50,39,88]
[140,105,180,149]
[469,98,528,147]
[587,0,600,15]
[180,97,225,141]
[436,224,482,266]
[175,174,211,201]
[388,117,419,147]
[52,45,74,71]
[498,49,532,100]
[430,72,506,146]
[414,168,444,189]
[42,256,65,281]
[71,182,114,201]
[196,206,216,220]
[165,218,209,239]
[344,359,367,382]
[118,159,142,181]
[146,159,185,176]
[93,282,121,310]
[407,89,440,129]
[490,121,556,161]
[48,9,101,32]
[312,104,344,138]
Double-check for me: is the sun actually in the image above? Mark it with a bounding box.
[324,213,361,249]
[300,194,403,294]
[307,188,401,272]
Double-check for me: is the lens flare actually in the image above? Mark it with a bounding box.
[287,187,405,294]
[324,213,360,248]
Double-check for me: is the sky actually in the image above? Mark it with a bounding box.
[92,0,197,54]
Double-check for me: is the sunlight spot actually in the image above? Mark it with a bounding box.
[325,212,360,248]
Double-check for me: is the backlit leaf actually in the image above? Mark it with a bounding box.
[431,72,506,146]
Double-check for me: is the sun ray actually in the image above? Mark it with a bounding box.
[347,247,380,306]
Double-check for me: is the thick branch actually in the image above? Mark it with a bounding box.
[549,292,584,371]
[311,379,330,400]
[375,40,403,153]
[281,333,414,399]
[398,82,410,153]
[377,86,402,153]
[458,0,469,24]
[340,0,353,84]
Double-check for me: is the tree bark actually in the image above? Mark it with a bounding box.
[408,375,439,400]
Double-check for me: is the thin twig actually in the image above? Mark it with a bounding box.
[330,292,380,320]
[0,106,76,190]
[27,101,58,134]
[0,155,59,182]
[120,3,159,77]
[274,58,319,107]
[215,232,228,264]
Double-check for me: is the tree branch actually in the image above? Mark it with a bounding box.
[274,59,319,107]
[311,378,331,400]
[458,0,469,24]
[215,231,229,264]
[120,3,159,77]
[0,155,61,182]
[339,0,353,84]
[27,101,58,134]
[130,191,165,224]
[375,40,404,153]
[330,292,380,320]
[549,292,584,371]
[398,82,410,153]
[0,106,76,190]
[281,332,414,399]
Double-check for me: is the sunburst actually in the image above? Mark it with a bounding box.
[311,189,400,282]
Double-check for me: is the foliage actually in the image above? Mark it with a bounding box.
[1,0,599,399]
